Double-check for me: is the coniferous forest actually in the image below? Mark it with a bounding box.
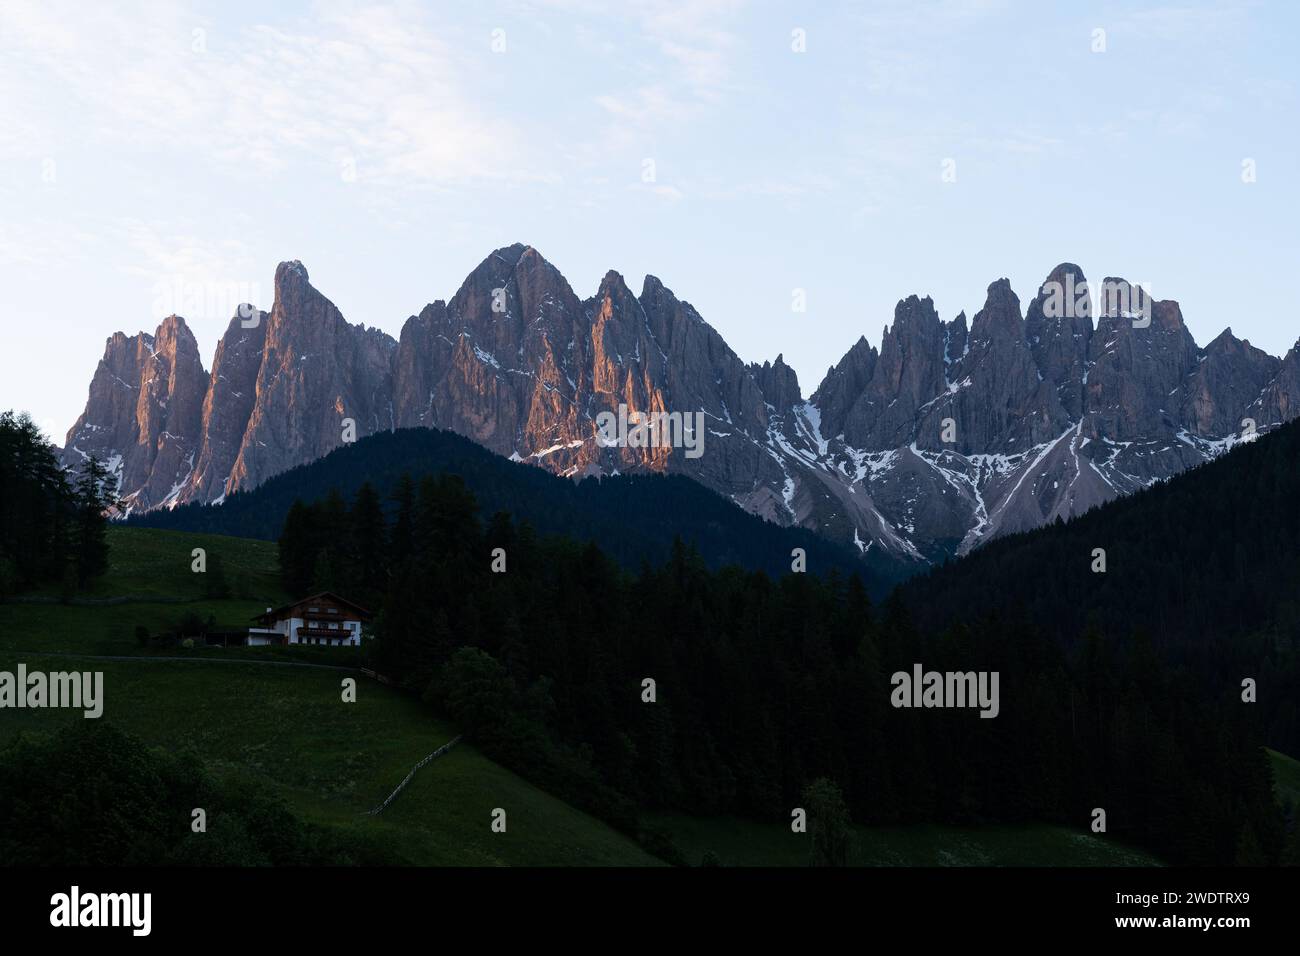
[279,467,1294,866]
[132,427,905,593]
[0,410,111,596]
[903,416,1300,760]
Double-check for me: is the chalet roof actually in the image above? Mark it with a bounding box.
[252,591,373,623]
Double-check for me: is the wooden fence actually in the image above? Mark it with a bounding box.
[363,736,463,816]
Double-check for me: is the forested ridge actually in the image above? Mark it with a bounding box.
[129,426,909,595]
[903,416,1300,759]
[281,463,1295,865]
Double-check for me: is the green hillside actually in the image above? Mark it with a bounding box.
[0,657,663,866]
[0,524,1182,867]
[21,526,287,603]
[1,527,284,655]
[0,527,662,866]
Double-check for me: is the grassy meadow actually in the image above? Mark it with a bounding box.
[0,525,1235,866]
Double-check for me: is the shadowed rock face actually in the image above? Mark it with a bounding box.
[1248,337,1300,429]
[189,308,267,504]
[62,250,1300,563]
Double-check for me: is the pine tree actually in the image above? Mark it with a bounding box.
[0,411,77,592]
[350,482,388,607]
[389,475,416,569]
[73,455,112,586]
[278,500,316,595]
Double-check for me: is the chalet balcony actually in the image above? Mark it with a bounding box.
[296,626,355,639]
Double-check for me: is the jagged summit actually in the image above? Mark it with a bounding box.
[63,252,1299,563]
[275,259,309,283]
[1044,261,1086,281]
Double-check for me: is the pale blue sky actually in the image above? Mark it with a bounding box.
[2,0,1297,442]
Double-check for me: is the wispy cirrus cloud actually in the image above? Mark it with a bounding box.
[527,0,747,153]
[0,0,538,186]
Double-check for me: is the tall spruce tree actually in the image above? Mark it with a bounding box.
[72,454,112,586]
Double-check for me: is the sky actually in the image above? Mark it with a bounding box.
[2,0,1297,443]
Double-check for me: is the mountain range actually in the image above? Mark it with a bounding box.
[61,244,1300,563]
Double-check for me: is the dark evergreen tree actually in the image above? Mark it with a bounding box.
[0,410,79,593]
[349,481,388,609]
[72,454,112,586]
[278,500,316,596]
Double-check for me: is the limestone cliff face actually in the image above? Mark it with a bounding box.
[1248,338,1300,429]
[226,261,396,495]
[1181,329,1280,438]
[392,244,597,469]
[62,315,207,513]
[189,308,267,504]
[388,247,783,503]
[63,250,1300,563]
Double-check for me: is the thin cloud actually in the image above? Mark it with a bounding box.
[0,1,538,186]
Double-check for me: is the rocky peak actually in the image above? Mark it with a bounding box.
[1152,298,1186,332]
[1180,327,1280,437]
[275,259,310,284]
[61,315,207,513]
[1024,263,1093,419]
[811,335,878,440]
[587,269,662,399]
[1093,277,1150,330]
[227,261,396,495]
[835,295,946,449]
[879,295,945,384]
[944,312,969,366]
[590,270,642,327]
[1084,276,1199,440]
[968,278,1023,345]
[749,354,802,412]
[937,279,1057,452]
